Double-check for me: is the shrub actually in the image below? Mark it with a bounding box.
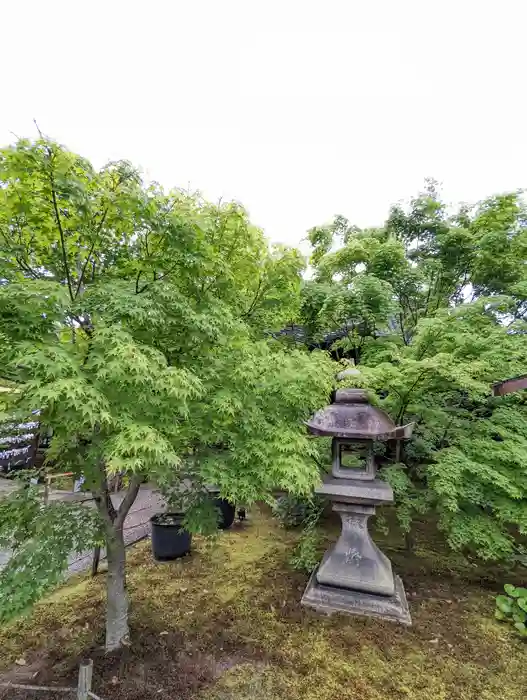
[290,527,324,573]
[272,494,325,529]
[495,584,527,638]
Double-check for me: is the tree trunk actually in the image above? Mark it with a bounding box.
[404,531,415,553]
[93,470,142,652]
[105,523,129,652]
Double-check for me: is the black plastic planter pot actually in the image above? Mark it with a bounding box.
[151,513,191,561]
[214,498,236,530]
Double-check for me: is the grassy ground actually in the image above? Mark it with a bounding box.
[0,508,525,700]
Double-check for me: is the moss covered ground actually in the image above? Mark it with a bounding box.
[0,508,525,700]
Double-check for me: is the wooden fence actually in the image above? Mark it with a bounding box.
[0,660,104,700]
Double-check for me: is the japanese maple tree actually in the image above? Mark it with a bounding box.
[0,136,334,650]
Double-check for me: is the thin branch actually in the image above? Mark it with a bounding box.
[433,272,444,313]
[389,385,404,402]
[151,267,177,285]
[241,276,264,319]
[14,256,39,279]
[71,313,94,340]
[452,270,470,305]
[48,162,74,301]
[423,272,434,317]
[396,370,430,424]
[136,262,179,293]
[3,204,41,278]
[398,312,409,346]
[33,118,45,139]
[144,230,151,258]
[438,416,455,449]
[74,208,109,297]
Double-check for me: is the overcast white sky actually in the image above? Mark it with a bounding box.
[2,1,526,249]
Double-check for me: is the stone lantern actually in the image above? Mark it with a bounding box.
[301,388,413,625]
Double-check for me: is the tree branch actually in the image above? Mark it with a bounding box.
[136,262,179,293]
[74,208,109,297]
[93,461,118,527]
[396,370,430,424]
[241,277,264,319]
[14,256,39,280]
[72,313,94,339]
[49,166,74,301]
[438,416,455,449]
[423,272,434,317]
[398,312,409,346]
[115,474,142,528]
[1,210,40,279]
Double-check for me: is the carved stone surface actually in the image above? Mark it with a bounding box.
[302,567,411,626]
[316,504,395,596]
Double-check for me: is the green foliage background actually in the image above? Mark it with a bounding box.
[299,180,527,560]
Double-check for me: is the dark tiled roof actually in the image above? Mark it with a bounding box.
[270,325,348,349]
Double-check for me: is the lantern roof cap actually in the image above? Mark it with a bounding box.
[306,388,413,440]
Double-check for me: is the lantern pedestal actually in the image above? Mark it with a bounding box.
[301,567,411,625]
[316,503,395,596]
[301,489,411,625]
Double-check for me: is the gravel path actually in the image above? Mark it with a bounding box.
[0,485,165,575]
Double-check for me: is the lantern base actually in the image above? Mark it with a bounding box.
[301,567,411,626]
